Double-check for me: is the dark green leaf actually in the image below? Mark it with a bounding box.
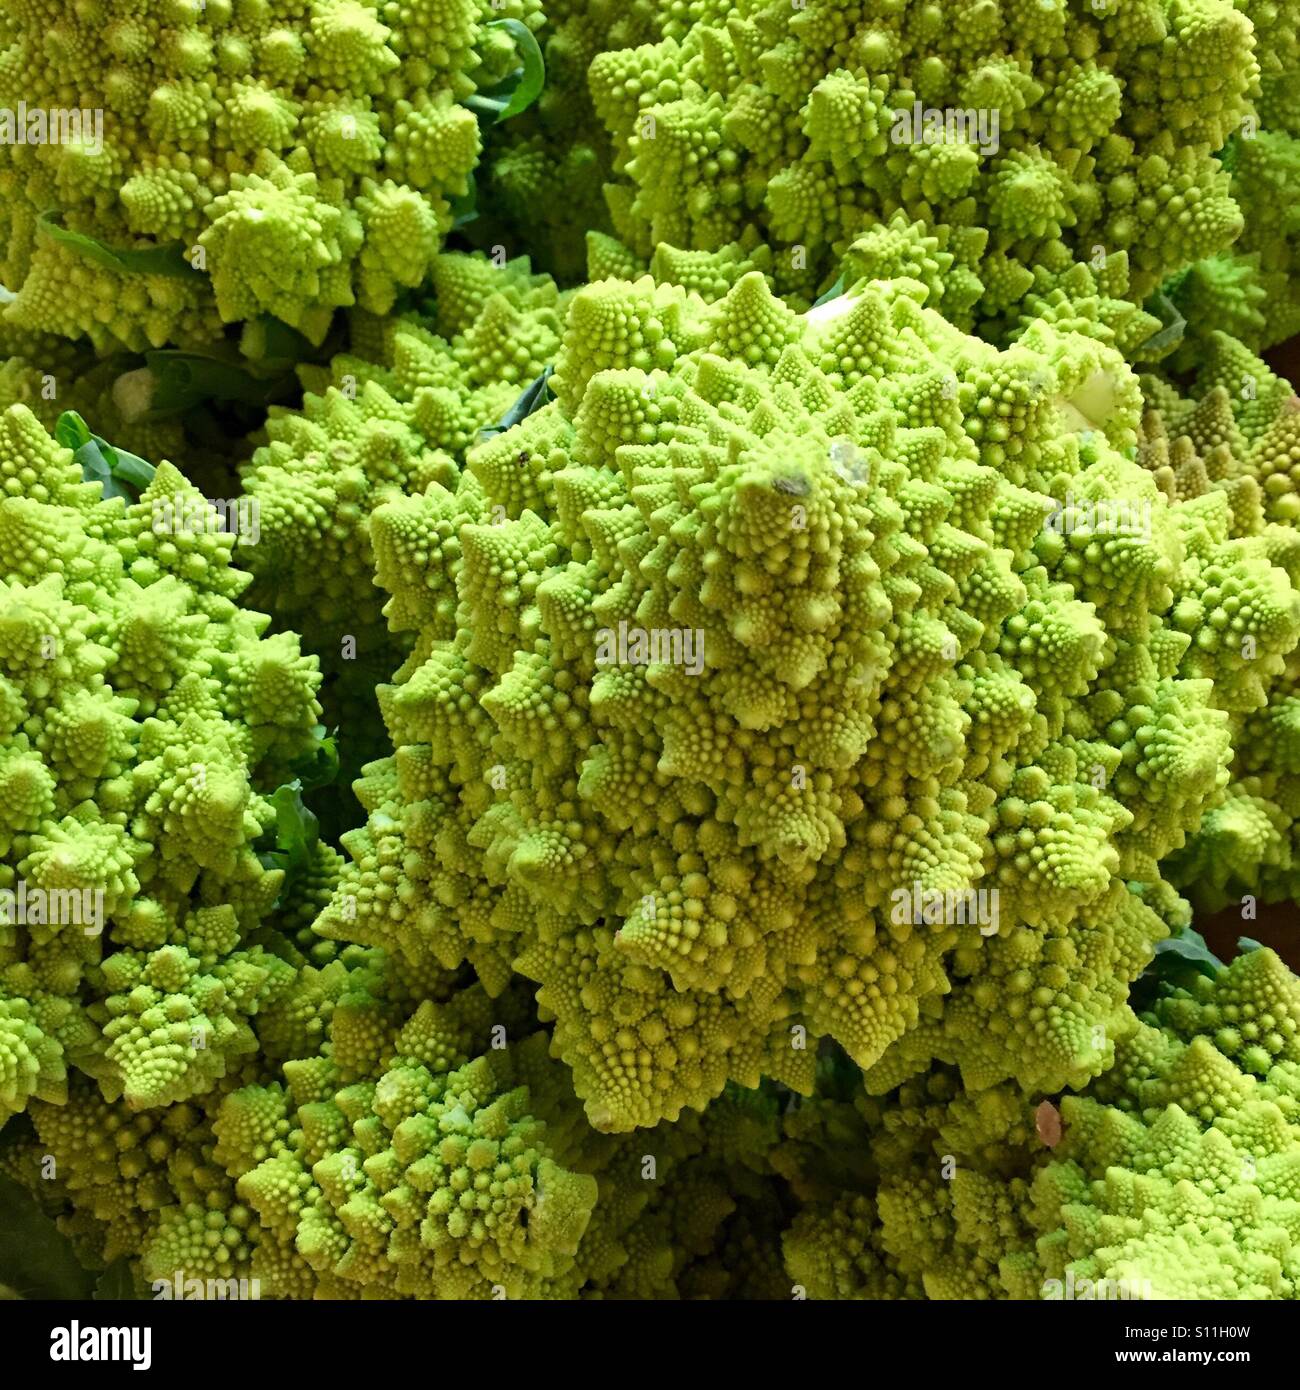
[37,212,201,280]
[476,366,554,443]
[73,440,117,495]
[140,350,294,418]
[109,447,156,491]
[0,1174,97,1300]
[1132,925,1225,1012]
[248,316,314,367]
[1162,265,1193,300]
[449,175,479,230]
[1215,137,1242,175]
[389,286,439,324]
[485,20,546,123]
[237,308,344,376]
[289,726,340,795]
[68,421,156,503]
[93,1258,140,1301]
[1152,927,1223,976]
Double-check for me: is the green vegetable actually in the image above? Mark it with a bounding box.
[467,20,547,125]
[36,212,200,280]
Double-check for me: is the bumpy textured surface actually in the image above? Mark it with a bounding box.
[1,0,1298,1309]
[1171,130,1300,355]
[589,0,1256,320]
[310,267,1269,1132]
[0,0,544,348]
[217,1014,786,1299]
[0,404,322,1123]
[239,250,568,808]
[1137,336,1300,909]
[1169,2,1300,352]
[6,943,790,1298]
[7,947,455,1287]
[783,946,1300,1300]
[1026,949,1300,1299]
[475,0,652,280]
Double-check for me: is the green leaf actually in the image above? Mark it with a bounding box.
[466,22,546,125]
[247,315,315,368]
[109,447,156,492]
[54,411,91,452]
[1132,925,1225,1012]
[475,365,554,443]
[465,94,507,122]
[1237,936,1265,955]
[449,174,479,230]
[0,1175,97,1300]
[1152,927,1223,976]
[485,20,546,123]
[260,779,320,884]
[37,212,201,280]
[1138,288,1187,357]
[141,350,293,418]
[59,412,157,502]
[73,439,117,497]
[93,1258,140,1301]
[812,275,846,309]
[289,725,340,795]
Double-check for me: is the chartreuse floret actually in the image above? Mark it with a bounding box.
[1136,340,1300,908]
[225,1031,601,1297]
[588,0,1255,319]
[239,251,568,808]
[1168,3,1300,355]
[17,1073,261,1293]
[190,960,789,1299]
[0,0,546,349]
[2,948,468,1294]
[783,946,1300,1301]
[316,267,1244,1131]
[473,0,672,280]
[0,403,322,1122]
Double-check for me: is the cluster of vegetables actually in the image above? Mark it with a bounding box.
[1,0,1299,1302]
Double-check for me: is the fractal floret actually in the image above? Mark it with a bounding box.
[1171,128,1300,356]
[215,1010,786,1299]
[239,249,569,803]
[0,0,545,349]
[5,947,789,1298]
[1135,334,1300,909]
[314,266,1278,1132]
[0,403,322,1124]
[588,0,1258,322]
[1167,3,1300,353]
[2,0,1300,1316]
[782,944,1300,1300]
[473,0,663,280]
